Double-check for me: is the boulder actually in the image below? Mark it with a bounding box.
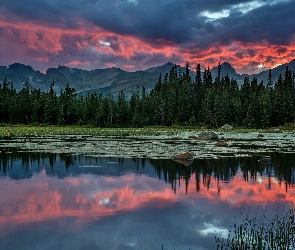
[172,152,193,166]
[197,131,219,141]
[258,133,264,138]
[172,152,193,161]
[220,124,233,130]
[215,141,228,147]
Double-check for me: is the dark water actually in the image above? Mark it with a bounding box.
[0,148,295,250]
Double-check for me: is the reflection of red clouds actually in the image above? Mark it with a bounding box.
[185,171,295,207]
[0,171,293,227]
[64,178,90,186]
[0,174,177,225]
[35,181,49,188]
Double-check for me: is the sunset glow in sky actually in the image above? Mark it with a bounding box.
[0,0,294,74]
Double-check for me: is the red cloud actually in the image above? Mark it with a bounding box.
[0,17,294,74]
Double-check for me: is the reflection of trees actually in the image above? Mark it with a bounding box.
[150,157,240,193]
[0,148,51,179]
[1,148,295,194]
[239,153,295,193]
[272,153,295,193]
[59,154,74,171]
[151,154,295,194]
[240,156,263,181]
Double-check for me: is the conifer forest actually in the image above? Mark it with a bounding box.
[0,63,295,128]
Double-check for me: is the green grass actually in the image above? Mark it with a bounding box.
[0,125,181,137]
[0,124,293,138]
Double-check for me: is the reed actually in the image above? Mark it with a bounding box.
[215,206,295,249]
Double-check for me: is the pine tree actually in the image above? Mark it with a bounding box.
[194,64,204,122]
[243,78,260,128]
[116,90,130,126]
[240,77,251,119]
[44,82,58,124]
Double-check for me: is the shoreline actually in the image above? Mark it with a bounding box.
[0,128,294,159]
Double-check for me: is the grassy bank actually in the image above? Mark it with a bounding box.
[0,125,189,137]
[0,124,294,138]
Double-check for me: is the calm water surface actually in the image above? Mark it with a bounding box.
[0,149,295,250]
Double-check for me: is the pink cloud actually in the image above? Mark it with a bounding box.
[0,16,294,74]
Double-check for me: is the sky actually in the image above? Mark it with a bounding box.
[0,0,294,74]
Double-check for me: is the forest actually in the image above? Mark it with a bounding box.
[0,63,294,128]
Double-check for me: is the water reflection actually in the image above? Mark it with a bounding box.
[0,148,295,249]
[1,149,295,188]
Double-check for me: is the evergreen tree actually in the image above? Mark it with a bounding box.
[194,64,204,122]
[57,84,78,124]
[44,82,58,124]
[240,77,251,120]
[116,90,130,126]
[31,89,45,124]
[243,78,260,128]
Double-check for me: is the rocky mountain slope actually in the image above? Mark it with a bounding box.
[0,60,294,98]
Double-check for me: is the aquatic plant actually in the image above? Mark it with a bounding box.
[215,206,295,249]
[0,125,281,138]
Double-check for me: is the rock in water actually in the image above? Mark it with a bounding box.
[215,141,228,147]
[172,152,193,166]
[172,152,193,161]
[220,124,233,130]
[197,131,219,141]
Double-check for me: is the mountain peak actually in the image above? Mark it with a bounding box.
[164,62,175,67]
[9,63,34,71]
[144,62,175,73]
[211,62,237,77]
[220,62,236,72]
[1,59,295,98]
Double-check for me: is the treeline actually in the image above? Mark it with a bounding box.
[0,63,294,128]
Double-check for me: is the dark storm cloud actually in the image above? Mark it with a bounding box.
[0,0,80,28]
[85,0,294,47]
[221,1,295,46]
[0,0,294,73]
[1,0,294,47]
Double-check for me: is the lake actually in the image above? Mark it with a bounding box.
[0,148,294,249]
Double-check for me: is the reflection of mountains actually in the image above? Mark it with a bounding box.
[1,149,295,192]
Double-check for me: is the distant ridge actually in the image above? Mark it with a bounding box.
[0,60,294,97]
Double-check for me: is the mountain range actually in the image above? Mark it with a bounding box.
[0,60,295,98]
